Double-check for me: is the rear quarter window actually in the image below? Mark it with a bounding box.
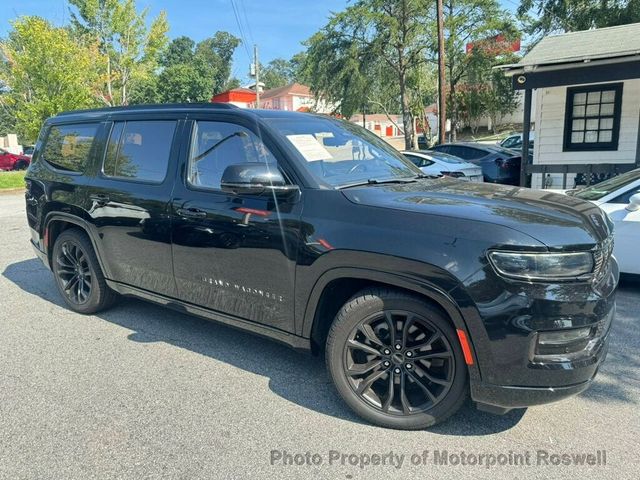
[102,120,176,183]
[41,123,99,172]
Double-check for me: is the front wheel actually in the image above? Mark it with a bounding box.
[326,288,468,429]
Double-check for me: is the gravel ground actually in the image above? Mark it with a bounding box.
[1,192,639,480]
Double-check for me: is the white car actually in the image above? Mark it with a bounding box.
[402,150,484,182]
[568,169,640,275]
[498,132,535,151]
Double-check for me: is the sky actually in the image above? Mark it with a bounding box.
[0,0,518,85]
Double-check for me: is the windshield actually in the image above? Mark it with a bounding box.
[572,170,640,201]
[268,116,422,187]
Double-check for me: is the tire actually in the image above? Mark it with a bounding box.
[326,288,468,430]
[51,228,117,314]
[14,160,28,171]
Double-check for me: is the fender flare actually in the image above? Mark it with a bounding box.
[300,266,482,381]
[43,212,112,279]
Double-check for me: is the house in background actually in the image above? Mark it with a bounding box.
[210,87,256,108]
[212,82,333,113]
[500,23,640,189]
[259,83,319,112]
[350,114,404,138]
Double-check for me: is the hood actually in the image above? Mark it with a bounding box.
[341,178,612,248]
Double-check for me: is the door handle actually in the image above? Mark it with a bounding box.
[90,194,110,205]
[177,207,207,219]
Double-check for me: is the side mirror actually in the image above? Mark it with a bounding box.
[220,162,299,197]
[626,193,640,212]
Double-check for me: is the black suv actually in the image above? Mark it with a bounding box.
[25,104,617,430]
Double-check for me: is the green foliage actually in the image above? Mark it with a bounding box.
[460,48,520,133]
[160,36,195,67]
[197,31,241,94]
[0,170,26,190]
[304,0,434,149]
[133,32,241,104]
[261,58,294,89]
[0,17,102,142]
[69,0,169,105]
[261,55,308,89]
[518,0,640,41]
[442,0,517,138]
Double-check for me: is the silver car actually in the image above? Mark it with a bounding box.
[402,150,484,182]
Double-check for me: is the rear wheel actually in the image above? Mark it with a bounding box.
[326,288,467,429]
[52,229,117,314]
[14,160,28,170]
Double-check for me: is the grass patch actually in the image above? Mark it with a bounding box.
[0,170,26,190]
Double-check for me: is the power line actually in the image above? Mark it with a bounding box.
[230,0,252,62]
[239,0,255,46]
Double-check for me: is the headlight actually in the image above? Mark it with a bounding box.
[488,251,594,281]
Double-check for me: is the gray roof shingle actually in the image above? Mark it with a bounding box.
[514,22,640,68]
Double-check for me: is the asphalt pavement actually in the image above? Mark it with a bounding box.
[0,192,639,479]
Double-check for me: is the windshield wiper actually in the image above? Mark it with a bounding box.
[337,178,418,189]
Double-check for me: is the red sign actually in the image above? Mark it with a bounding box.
[466,35,521,55]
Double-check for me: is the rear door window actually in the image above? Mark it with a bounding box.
[103,120,177,183]
[41,123,99,172]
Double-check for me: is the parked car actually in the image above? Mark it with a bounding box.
[22,145,35,157]
[432,142,521,185]
[498,132,535,151]
[402,150,484,182]
[417,134,434,150]
[0,148,30,171]
[26,104,617,430]
[567,168,640,275]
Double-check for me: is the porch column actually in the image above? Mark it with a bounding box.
[520,88,533,187]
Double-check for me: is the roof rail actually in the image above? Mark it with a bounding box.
[57,102,239,116]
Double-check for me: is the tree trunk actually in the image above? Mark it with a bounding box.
[106,56,113,107]
[449,72,457,142]
[399,74,414,150]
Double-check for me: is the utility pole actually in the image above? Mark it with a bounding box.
[436,0,447,145]
[254,44,260,109]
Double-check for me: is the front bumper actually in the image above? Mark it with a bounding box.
[31,239,50,270]
[471,317,611,412]
[459,255,618,412]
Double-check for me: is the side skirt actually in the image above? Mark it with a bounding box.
[106,279,311,353]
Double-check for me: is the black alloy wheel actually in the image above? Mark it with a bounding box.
[55,240,92,305]
[344,310,455,415]
[52,229,117,314]
[326,289,467,429]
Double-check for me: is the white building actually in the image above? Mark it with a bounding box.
[500,23,640,189]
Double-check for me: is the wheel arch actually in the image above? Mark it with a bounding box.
[302,267,481,382]
[43,212,111,279]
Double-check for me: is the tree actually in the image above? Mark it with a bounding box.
[69,0,169,106]
[160,35,195,67]
[518,0,640,41]
[305,0,434,149]
[441,0,517,140]
[260,55,309,89]
[0,17,102,142]
[483,56,520,133]
[195,31,241,94]
[261,58,295,89]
